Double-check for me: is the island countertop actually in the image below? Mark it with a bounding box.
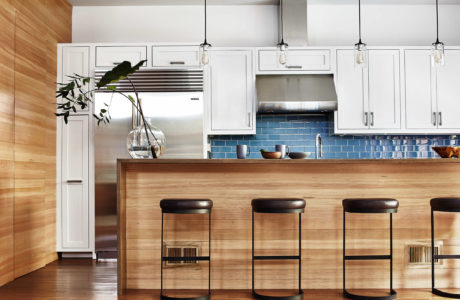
[117,158,460,294]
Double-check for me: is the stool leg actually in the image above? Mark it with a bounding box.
[161,212,164,296]
[343,209,346,292]
[390,213,393,293]
[299,213,302,293]
[431,208,435,291]
[208,211,211,296]
[252,209,255,295]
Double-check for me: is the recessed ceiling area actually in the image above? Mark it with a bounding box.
[67,0,460,6]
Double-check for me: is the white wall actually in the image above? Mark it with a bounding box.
[72,4,460,46]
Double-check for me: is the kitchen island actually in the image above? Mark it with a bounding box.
[118,159,460,294]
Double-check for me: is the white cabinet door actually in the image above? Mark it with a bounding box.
[368,50,401,130]
[95,46,147,67]
[436,50,460,129]
[336,49,368,130]
[62,47,90,113]
[209,50,254,134]
[258,49,330,71]
[404,50,436,129]
[61,115,89,249]
[152,46,200,67]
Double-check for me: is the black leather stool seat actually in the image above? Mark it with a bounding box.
[343,198,399,213]
[431,197,460,212]
[251,198,306,213]
[160,199,213,214]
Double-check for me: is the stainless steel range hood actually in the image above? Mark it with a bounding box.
[256,74,338,114]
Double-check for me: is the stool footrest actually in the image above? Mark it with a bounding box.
[254,255,300,261]
[161,294,210,300]
[345,255,391,261]
[432,288,460,299]
[253,290,304,300]
[162,256,210,262]
[344,289,397,300]
[435,254,460,260]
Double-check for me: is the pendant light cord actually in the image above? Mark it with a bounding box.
[436,0,439,43]
[358,0,362,43]
[204,0,208,44]
[280,0,284,44]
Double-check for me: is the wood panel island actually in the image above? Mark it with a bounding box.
[117,159,460,295]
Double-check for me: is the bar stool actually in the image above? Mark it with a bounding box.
[251,198,306,300]
[160,199,213,300]
[342,198,399,300]
[431,197,460,299]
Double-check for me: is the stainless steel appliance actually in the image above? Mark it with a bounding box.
[93,69,205,258]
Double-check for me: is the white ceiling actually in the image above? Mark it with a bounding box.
[67,0,460,6]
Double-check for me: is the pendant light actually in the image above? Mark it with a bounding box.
[278,0,288,65]
[354,0,367,67]
[200,0,211,65]
[432,0,445,67]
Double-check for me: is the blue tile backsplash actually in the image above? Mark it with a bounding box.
[209,115,458,159]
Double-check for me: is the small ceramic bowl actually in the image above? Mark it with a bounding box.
[260,151,282,159]
[432,146,460,158]
[288,152,311,159]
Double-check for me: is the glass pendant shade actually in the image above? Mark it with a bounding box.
[200,43,211,65]
[127,119,166,159]
[278,42,288,65]
[354,42,368,67]
[432,41,445,67]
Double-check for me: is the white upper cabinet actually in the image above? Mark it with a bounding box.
[436,50,460,129]
[335,49,401,133]
[405,49,460,133]
[404,50,436,129]
[368,50,401,130]
[152,46,200,67]
[95,46,147,67]
[336,50,368,130]
[258,49,330,72]
[208,49,255,134]
[61,46,90,113]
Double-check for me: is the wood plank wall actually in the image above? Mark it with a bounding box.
[119,161,460,292]
[0,0,72,286]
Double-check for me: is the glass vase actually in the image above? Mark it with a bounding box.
[126,119,166,159]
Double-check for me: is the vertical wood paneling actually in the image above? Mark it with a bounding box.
[0,0,15,287]
[0,0,71,286]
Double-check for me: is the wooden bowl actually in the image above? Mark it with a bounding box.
[260,151,282,159]
[432,146,460,158]
[288,152,311,159]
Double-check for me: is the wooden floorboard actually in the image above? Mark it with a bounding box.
[0,259,458,299]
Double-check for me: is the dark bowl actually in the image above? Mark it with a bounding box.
[432,146,460,158]
[288,152,311,159]
[260,151,282,159]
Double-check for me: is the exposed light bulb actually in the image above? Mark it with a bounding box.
[354,42,367,67]
[200,43,211,65]
[278,42,288,66]
[432,41,445,67]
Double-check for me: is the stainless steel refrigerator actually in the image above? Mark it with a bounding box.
[93,69,205,258]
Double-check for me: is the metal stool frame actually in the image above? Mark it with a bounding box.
[160,207,211,300]
[343,209,397,300]
[252,206,304,300]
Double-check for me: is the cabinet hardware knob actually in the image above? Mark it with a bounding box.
[438,112,442,126]
[66,180,83,183]
[364,112,369,126]
[169,61,185,65]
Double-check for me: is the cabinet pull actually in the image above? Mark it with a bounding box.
[438,112,442,126]
[169,61,185,65]
[364,112,368,126]
[432,112,437,126]
[113,62,122,65]
[370,112,374,126]
[286,65,302,69]
[248,112,252,127]
[67,180,83,183]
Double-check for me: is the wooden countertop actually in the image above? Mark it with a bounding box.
[118,158,458,164]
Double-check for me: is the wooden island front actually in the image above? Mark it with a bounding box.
[118,159,460,294]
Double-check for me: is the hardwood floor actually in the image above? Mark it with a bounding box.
[0,259,458,299]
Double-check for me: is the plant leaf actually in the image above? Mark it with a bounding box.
[96,60,146,88]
